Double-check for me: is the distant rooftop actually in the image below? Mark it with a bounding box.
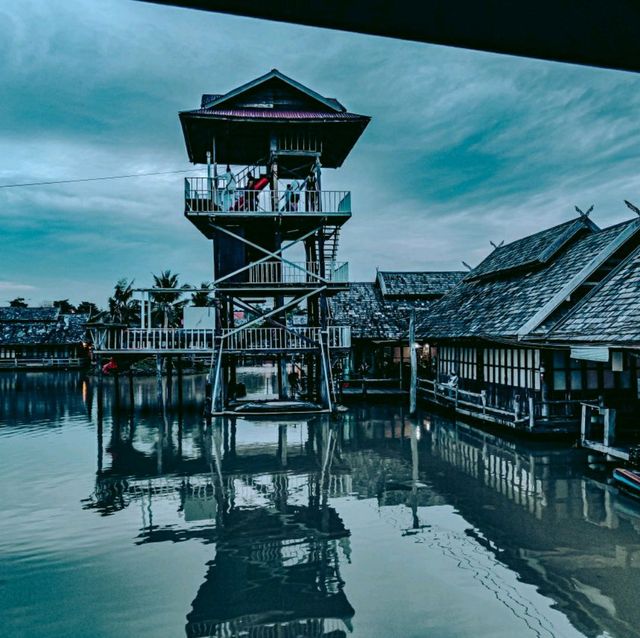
[377,271,465,298]
[0,307,59,322]
[0,308,89,346]
[332,270,464,340]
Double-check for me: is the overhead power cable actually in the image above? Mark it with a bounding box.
[0,168,198,189]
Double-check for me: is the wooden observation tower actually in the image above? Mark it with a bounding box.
[90,70,369,413]
[181,69,370,412]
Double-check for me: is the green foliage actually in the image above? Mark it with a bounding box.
[53,299,76,314]
[108,278,139,325]
[77,301,100,317]
[190,282,214,307]
[8,297,28,308]
[151,270,187,327]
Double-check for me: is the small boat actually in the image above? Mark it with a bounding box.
[612,467,640,498]
[225,399,328,419]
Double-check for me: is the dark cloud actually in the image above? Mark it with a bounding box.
[1,0,640,304]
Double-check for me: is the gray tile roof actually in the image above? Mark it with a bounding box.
[331,282,436,340]
[377,271,465,298]
[0,307,59,322]
[0,310,89,346]
[543,244,640,344]
[417,219,635,340]
[467,218,596,280]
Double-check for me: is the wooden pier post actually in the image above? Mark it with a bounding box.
[204,375,212,418]
[177,355,183,409]
[96,377,104,474]
[528,397,535,430]
[113,368,121,412]
[409,310,417,416]
[278,424,288,467]
[604,408,617,448]
[128,367,134,411]
[155,355,163,410]
[166,356,173,406]
[580,403,589,444]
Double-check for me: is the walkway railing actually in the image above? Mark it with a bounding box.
[91,326,351,352]
[223,326,351,351]
[246,261,349,284]
[418,378,524,425]
[185,178,351,215]
[92,328,215,352]
[418,378,582,431]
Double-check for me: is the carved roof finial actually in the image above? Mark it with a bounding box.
[575,204,594,218]
[624,200,640,216]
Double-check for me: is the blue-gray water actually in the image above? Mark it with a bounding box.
[1,370,640,638]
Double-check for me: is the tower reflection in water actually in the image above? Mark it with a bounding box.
[87,406,355,638]
[81,376,640,638]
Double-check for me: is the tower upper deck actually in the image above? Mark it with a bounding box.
[179,69,370,175]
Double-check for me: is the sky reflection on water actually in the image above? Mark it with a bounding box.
[1,370,639,638]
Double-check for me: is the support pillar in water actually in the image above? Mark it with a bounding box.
[409,310,417,416]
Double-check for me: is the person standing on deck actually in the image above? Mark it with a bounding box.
[305,171,318,212]
[244,175,256,211]
[220,165,236,211]
[283,183,294,211]
[290,179,301,212]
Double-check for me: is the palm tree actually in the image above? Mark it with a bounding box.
[151,270,186,327]
[108,278,138,325]
[190,281,214,307]
[77,301,100,318]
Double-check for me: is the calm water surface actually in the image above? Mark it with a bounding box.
[1,371,640,638]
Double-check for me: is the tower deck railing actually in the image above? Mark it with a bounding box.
[91,326,351,353]
[185,178,351,215]
[245,261,349,284]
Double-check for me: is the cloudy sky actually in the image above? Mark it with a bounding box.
[2,0,640,306]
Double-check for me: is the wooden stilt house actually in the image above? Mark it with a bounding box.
[416,213,640,433]
[537,238,640,457]
[331,271,464,387]
[0,308,89,370]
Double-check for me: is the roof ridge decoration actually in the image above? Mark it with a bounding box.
[517,218,640,338]
[202,69,345,113]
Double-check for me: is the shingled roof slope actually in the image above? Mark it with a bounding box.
[417,220,634,340]
[543,243,640,344]
[331,283,435,340]
[377,271,465,298]
[0,307,59,322]
[467,218,597,280]
[0,311,89,346]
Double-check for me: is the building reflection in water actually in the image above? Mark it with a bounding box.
[77,376,640,638]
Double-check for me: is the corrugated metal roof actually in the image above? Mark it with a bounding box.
[185,107,368,121]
